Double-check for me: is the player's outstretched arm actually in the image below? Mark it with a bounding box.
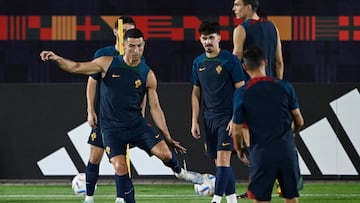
[40,50,108,75]
[146,70,187,154]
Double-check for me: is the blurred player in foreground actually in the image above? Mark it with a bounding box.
[232,0,285,198]
[84,16,137,203]
[40,28,203,203]
[191,21,246,203]
[232,45,304,203]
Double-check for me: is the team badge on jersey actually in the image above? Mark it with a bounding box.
[91,132,97,141]
[135,79,142,88]
[216,65,222,74]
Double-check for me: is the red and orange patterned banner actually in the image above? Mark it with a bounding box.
[0,15,359,41]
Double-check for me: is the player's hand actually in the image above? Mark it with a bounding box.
[166,137,187,154]
[226,120,233,136]
[237,149,250,167]
[87,111,98,129]
[40,51,61,61]
[191,122,201,139]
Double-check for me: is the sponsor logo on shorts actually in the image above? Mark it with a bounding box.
[112,74,121,78]
[199,67,206,72]
[221,142,231,147]
[155,134,160,139]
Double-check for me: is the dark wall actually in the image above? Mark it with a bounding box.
[0,83,360,180]
[1,40,360,83]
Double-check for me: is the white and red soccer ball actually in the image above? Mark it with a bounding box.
[194,173,216,196]
[71,173,87,196]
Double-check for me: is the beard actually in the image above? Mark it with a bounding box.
[128,55,141,64]
[129,58,140,63]
[205,45,214,53]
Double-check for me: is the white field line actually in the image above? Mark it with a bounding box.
[0,194,360,198]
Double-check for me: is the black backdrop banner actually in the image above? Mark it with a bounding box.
[0,83,359,180]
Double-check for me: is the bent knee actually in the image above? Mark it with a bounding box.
[110,155,128,175]
[151,141,172,161]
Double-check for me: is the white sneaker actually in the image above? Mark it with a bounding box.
[115,197,125,203]
[83,196,94,203]
[175,168,204,184]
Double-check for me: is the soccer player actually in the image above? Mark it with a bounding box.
[40,28,203,203]
[85,16,137,203]
[232,45,304,203]
[191,21,246,203]
[232,0,285,198]
[232,0,284,80]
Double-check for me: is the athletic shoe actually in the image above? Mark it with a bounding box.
[83,196,94,203]
[114,198,125,203]
[236,192,248,199]
[175,168,204,184]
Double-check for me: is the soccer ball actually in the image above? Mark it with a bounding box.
[71,173,87,196]
[194,173,216,196]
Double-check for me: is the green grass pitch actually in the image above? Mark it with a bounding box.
[0,182,360,203]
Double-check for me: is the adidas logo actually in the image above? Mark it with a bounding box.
[37,122,173,176]
[298,88,360,175]
[37,89,360,177]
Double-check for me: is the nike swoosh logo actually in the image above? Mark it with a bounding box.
[112,74,121,78]
[155,134,160,139]
[124,187,134,194]
[222,143,231,147]
[199,67,206,72]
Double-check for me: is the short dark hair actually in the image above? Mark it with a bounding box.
[198,21,220,35]
[243,0,259,12]
[114,16,136,29]
[242,45,266,70]
[123,28,144,41]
